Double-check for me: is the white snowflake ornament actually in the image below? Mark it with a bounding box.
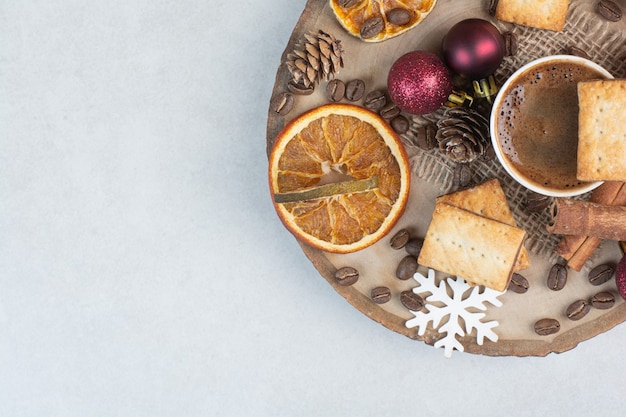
[405,269,504,357]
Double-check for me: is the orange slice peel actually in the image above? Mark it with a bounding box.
[268,103,410,253]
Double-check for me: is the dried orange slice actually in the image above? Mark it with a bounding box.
[269,103,410,253]
[329,0,437,42]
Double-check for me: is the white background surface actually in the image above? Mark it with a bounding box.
[2,1,626,416]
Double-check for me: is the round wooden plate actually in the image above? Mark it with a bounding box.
[266,0,626,356]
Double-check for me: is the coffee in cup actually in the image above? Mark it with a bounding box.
[490,55,612,196]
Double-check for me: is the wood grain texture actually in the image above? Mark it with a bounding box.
[266,0,626,356]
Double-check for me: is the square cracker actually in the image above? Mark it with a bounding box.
[436,179,530,271]
[418,202,526,292]
[577,79,626,182]
[495,0,569,32]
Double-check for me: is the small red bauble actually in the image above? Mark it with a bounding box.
[387,51,453,116]
[616,254,626,300]
[442,18,505,79]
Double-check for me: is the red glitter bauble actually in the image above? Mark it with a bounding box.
[442,18,505,79]
[616,254,626,300]
[387,51,453,116]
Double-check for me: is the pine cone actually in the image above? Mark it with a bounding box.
[435,107,491,163]
[286,30,344,93]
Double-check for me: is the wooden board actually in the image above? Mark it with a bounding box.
[266,0,626,356]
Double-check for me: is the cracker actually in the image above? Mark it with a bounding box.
[436,179,530,271]
[495,0,569,32]
[418,202,526,292]
[577,79,626,182]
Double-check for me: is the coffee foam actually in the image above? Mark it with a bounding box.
[495,61,606,191]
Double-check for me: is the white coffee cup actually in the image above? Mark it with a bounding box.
[490,55,612,197]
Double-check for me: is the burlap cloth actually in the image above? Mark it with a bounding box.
[406,0,626,262]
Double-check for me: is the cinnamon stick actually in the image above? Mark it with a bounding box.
[567,237,603,271]
[563,184,626,270]
[555,181,625,259]
[613,184,626,206]
[547,198,626,240]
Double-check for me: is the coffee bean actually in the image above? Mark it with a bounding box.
[287,81,314,95]
[588,263,614,286]
[567,45,591,60]
[390,115,409,134]
[387,8,411,26]
[503,31,518,56]
[396,255,418,280]
[337,0,358,7]
[270,92,294,116]
[335,266,359,286]
[598,0,622,21]
[364,90,387,111]
[534,318,560,336]
[400,290,425,311]
[508,273,529,294]
[361,16,384,39]
[345,79,365,101]
[453,164,472,188]
[524,191,551,212]
[371,286,391,304]
[547,263,568,291]
[390,229,410,249]
[566,299,591,321]
[405,238,424,257]
[380,102,401,119]
[416,123,437,150]
[326,79,346,102]
[591,291,616,309]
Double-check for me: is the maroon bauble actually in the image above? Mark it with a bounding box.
[387,51,453,116]
[616,254,626,300]
[442,18,505,79]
